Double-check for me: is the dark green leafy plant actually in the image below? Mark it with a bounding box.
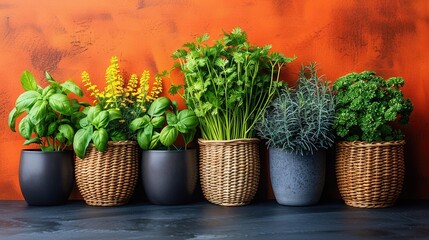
[256,63,336,155]
[333,71,413,142]
[130,97,199,150]
[73,105,122,159]
[8,70,87,151]
[171,27,296,140]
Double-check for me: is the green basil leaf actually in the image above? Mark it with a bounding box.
[111,131,127,141]
[71,112,86,129]
[182,128,197,146]
[79,117,90,128]
[147,97,171,117]
[23,137,41,146]
[42,86,55,99]
[55,132,66,143]
[45,112,57,123]
[92,111,110,129]
[41,145,54,151]
[45,71,55,82]
[159,125,178,147]
[73,127,93,159]
[28,100,48,125]
[48,93,72,115]
[48,122,59,135]
[166,112,178,125]
[149,132,160,149]
[130,116,150,132]
[61,80,83,97]
[107,109,122,122]
[176,122,188,133]
[15,90,40,112]
[92,128,108,152]
[69,99,81,113]
[137,125,153,150]
[60,118,71,124]
[20,70,37,91]
[171,100,179,113]
[8,108,23,132]
[35,123,47,137]
[82,106,90,115]
[177,109,198,129]
[18,116,33,139]
[151,116,165,128]
[58,124,74,144]
[87,105,101,123]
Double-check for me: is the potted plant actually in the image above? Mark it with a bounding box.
[171,27,295,206]
[130,96,199,205]
[256,63,336,206]
[73,56,163,206]
[333,70,413,208]
[8,70,86,205]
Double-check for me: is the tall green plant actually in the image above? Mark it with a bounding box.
[8,70,87,151]
[171,27,295,140]
[333,71,413,142]
[256,63,336,155]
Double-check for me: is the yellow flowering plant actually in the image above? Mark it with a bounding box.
[73,56,163,159]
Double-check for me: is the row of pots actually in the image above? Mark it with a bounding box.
[19,147,198,206]
[19,139,405,208]
[19,144,324,207]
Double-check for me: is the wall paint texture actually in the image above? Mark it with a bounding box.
[0,0,428,200]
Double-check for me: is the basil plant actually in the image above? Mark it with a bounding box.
[8,70,87,151]
[130,97,199,150]
[73,105,123,159]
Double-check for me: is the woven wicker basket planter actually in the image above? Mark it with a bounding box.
[336,140,405,208]
[75,141,139,207]
[198,138,260,206]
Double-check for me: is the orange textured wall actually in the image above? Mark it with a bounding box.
[0,0,428,200]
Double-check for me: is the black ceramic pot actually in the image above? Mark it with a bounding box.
[142,149,198,205]
[19,150,74,206]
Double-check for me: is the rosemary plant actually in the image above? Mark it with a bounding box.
[171,27,295,140]
[256,63,336,155]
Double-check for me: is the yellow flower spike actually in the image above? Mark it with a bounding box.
[81,56,167,139]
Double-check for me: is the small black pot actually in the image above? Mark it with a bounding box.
[19,150,74,206]
[142,149,198,205]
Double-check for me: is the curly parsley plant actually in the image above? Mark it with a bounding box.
[333,71,413,142]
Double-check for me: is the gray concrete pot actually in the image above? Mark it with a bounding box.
[19,150,74,206]
[142,149,198,205]
[269,148,326,206]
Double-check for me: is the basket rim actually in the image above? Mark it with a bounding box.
[88,140,138,147]
[198,138,260,145]
[336,140,405,147]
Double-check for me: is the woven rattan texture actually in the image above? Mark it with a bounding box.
[336,141,405,208]
[198,138,260,206]
[75,141,139,207]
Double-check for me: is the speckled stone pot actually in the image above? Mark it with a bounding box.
[269,148,326,206]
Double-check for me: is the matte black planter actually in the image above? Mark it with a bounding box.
[142,149,198,205]
[19,150,74,206]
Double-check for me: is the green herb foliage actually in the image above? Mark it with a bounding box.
[8,70,87,151]
[130,97,199,150]
[333,71,413,142]
[171,27,296,140]
[73,105,122,159]
[256,63,336,155]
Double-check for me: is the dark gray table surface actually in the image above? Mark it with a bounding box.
[0,200,428,240]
